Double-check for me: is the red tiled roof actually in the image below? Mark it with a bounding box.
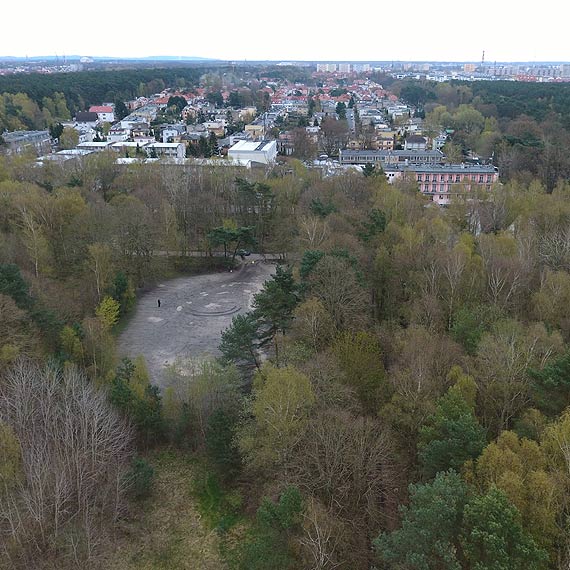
[89,106,113,113]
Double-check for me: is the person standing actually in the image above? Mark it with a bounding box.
[157,299,161,308]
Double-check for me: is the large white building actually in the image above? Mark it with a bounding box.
[227,140,277,165]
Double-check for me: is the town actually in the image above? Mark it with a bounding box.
[1,64,501,206]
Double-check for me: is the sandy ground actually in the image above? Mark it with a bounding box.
[118,259,275,389]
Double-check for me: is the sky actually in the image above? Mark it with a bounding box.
[2,0,569,62]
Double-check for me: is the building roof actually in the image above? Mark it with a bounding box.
[385,163,498,174]
[340,149,443,158]
[229,140,276,153]
[77,141,113,148]
[146,142,183,148]
[406,135,427,143]
[75,112,99,122]
[89,106,114,113]
[3,130,50,142]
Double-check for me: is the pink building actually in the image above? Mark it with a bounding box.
[384,163,499,205]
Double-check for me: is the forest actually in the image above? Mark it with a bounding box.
[2,73,570,569]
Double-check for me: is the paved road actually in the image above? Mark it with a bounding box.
[118,260,275,389]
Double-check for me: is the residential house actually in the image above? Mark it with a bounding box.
[75,112,99,128]
[111,141,149,156]
[404,135,428,151]
[89,105,115,123]
[145,142,185,159]
[161,124,186,143]
[107,125,130,142]
[245,123,265,140]
[2,130,51,155]
[77,141,113,152]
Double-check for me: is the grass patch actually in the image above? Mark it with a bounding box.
[191,464,243,533]
[105,449,227,570]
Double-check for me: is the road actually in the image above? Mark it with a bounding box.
[117,259,275,389]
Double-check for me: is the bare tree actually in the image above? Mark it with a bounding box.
[309,256,369,331]
[0,359,134,569]
[289,410,396,570]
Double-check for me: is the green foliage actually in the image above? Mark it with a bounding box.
[231,487,303,570]
[451,305,502,355]
[418,369,486,478]
[59,324,84,364]
[375,470,467,570]
[219,313,261,369]
[0,263,61,349]
[335,101,346,120]
[114,99,129,120]
[253,265,298,359]
[309,197,336,218]
[332,331,390,413]
[0,263,32,309]
[466,431,560,552]
[358,208,386,242]
[207,225,256,260]
[461,487,548,570]
[239,365,315,471]
[299,249,325,280]
[206,408,242,478]
[111,271,135,315]
[257,486,303,531]
[127,457,155,499]
[361,163,382,178]
[528,351,570,417]
[167,95,187,114]
[399,82,437,107]
[109,357,164,445]
[95,295,120,328]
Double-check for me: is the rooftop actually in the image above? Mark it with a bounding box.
[3,130,50,142]
[89,106,114,113]
[341,149,443,157]
[229,140,276,152]
[385,163,498,173]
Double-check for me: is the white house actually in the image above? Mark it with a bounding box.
[77,141,113,152]
[227,140,277,165]
[89,105,115,123]
[161,125,186,143]
[145,142,185,159]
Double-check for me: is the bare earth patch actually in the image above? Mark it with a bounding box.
[118,260,274,390]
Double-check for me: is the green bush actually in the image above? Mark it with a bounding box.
[127,457,155,499]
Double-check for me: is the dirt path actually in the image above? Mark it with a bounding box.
[118,260,275,389]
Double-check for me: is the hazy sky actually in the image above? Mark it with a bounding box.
[2,0,568,62]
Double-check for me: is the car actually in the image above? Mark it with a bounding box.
[236,249,251,257]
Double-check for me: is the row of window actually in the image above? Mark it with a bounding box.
[422,184,493,194]
[417,173,494,183]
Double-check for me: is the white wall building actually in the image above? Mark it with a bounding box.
[89,105,115,123]
[145,142,185,159]
[227,140,277,165]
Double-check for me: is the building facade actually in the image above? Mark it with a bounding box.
[340,149,444,166]
[384,163,499,204]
